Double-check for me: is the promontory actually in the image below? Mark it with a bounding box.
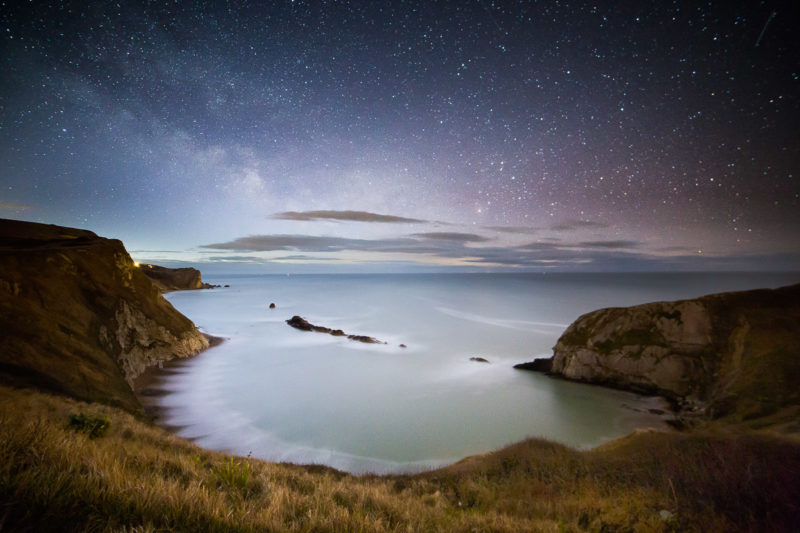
[0,218,210,415]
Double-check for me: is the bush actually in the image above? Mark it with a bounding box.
[68,413,111,438]
[214,457,262,497]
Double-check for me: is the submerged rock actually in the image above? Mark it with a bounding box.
[513,358,552,372]
[347,334,384,344]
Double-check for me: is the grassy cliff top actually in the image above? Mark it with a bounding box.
[0,218,204,415]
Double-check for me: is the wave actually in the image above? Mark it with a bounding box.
[435,306,568,332]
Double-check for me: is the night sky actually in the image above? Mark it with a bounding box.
[2,1,798,272]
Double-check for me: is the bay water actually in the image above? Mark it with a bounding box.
[150,272,798,473]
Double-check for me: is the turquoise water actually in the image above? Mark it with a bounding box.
[151,272,798,473]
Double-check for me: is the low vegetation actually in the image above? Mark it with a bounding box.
[1,385,798,532]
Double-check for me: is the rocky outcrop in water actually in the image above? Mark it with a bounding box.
[523,283,800,420]
[513,358,552,372]
[286,315,386,344]
[0,219,210,414]
[470,357,490,363]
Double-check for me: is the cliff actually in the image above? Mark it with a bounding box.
[0,219,209,414]
[139,263,212,292]
[547,283,800,421]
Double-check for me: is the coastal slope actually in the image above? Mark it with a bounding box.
[546,283,800,422]
[0,218,209,414]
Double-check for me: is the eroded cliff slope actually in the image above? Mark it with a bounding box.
[549,283,800,420]
[0,219,209,414]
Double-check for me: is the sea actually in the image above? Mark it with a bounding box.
[148,272,799,474]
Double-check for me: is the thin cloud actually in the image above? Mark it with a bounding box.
[411,232,490,242]
[207,255,269,263]
[273,210,424,223]
[273,255,343,262]
[485,225,538,234]
[576,240,640,249]
[204,234,418,252]
[200,233,800,271]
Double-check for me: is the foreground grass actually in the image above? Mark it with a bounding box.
[1,386,798,532]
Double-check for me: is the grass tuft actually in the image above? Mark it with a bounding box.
[67,413,110,438]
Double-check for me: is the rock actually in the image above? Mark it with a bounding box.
[0,218,210,416]
[470,356,490,363]
[548,283,800,420]
[286,315,313,331]
[347,334,382,344]
[399,344,407,348]
[224,284,230,288]
[513,358,552,372]
[286,315,387,344]
[269,302,276,309]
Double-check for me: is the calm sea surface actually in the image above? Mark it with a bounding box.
[150,272,798,473]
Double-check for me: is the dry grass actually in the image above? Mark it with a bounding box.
[1,385,799,532]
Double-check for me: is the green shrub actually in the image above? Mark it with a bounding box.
[214,457,261,496]
[68,413,111,438]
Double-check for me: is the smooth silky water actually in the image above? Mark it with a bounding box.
[149,272,798,473]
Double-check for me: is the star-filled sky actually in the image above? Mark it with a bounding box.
[2,1,798,272]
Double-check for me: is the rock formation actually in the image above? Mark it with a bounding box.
[470,357,490,363]
[0,219,210,414]
[138,263,219,292]
[286,315,386,344]
[513,358,551,372]
[519,283,800,420]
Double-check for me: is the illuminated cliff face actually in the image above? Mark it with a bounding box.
[138,263,206,292]
[0,218,208,415]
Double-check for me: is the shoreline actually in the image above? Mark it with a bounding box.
[133,332,225,424]
[131,329,676,474]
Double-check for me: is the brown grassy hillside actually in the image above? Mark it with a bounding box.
[2,385,799,532]
[0,219,208,415]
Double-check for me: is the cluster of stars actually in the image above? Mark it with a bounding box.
[1,1,797,268]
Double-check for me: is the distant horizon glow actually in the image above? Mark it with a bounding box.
[2,2,798,272]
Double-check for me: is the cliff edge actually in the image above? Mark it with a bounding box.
[0,219,209,414]
[139,263,214,292]
[547,283,800,421]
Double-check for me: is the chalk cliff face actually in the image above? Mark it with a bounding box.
[549,283,800,419]
[0,219,209,414]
